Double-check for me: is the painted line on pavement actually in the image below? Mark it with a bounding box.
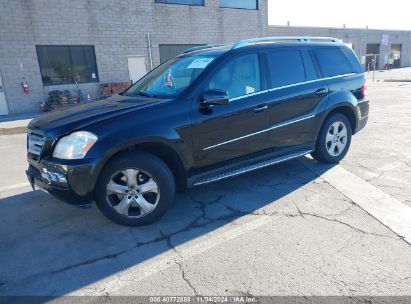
[300,158,411,244]
[0,182,30,193]
[5,156,410,296]
[70,215,275,296]
[67,157,411,295]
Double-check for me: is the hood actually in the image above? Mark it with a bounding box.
[28,94,165,138]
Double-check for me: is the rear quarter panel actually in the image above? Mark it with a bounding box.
[317,73,367,135]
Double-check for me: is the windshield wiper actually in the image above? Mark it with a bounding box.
[123,91,163,99]
[129,91,160,98]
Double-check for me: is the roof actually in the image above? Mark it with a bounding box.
[179,36,345,57]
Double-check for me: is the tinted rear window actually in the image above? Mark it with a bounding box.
[341,47,364,73]
[314,48,356,77]
[267,50,306,88]
[301,50,318,81]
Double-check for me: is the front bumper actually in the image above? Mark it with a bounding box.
[26,157,100,206]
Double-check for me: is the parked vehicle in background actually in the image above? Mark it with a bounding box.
[26,37,369,226]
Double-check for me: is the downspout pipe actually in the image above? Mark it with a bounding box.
[147,33,154,71]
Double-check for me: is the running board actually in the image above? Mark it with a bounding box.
[190,149,312,187]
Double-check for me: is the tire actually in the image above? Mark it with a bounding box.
[95,151,175,226]
[311,113,352,164]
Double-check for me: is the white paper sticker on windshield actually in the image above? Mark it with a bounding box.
[187,57,214,69]
[246,86,255,94]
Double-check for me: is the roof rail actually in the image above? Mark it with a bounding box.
[232,36,341,49]
[180,44,227,55]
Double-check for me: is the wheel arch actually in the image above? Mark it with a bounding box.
[95,141,188,193]
[326,105,357,131]
[316,103,358,140]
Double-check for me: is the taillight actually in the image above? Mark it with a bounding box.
[361,82,368,98]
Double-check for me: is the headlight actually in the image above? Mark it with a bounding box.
[52,131,98,159]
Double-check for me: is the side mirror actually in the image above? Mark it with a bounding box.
[201,89,230,106]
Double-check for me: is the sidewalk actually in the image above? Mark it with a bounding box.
[0,112,39,135]
[366,66,411,82]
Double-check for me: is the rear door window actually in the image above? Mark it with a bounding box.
[266,50,306,88]
[314,47,356,77]
[301,50,318,81]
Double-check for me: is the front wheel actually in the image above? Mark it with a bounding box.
[95,152,175,226]
[311,113,352,163]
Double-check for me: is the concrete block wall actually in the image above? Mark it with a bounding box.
[2,1,411,115]
[150,0,268,66]
[0,0,268,114]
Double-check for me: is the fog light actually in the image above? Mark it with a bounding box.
[54,172,67,183]
[41,168,67,184]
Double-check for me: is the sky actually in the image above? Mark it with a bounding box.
[268,0,411,30]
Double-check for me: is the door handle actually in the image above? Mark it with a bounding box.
[314,88,327,96]
[253,105,268,113]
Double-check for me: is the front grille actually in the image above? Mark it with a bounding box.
[27,132,46,157]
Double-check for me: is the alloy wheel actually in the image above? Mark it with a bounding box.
[325,121,348,157]
[105,168,160,218]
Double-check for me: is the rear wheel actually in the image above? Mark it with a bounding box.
[95,152,175,226]
[311,113,352,163]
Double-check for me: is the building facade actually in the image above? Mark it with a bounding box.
[268,25,411,71]
[1,0,411,116]
[0,0,268,115]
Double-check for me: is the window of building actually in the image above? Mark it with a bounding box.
[36,45,99,86]
[155,0,204,6]
[219,0,258,10]
[314,48,356,77]
[159,44,205,63]
[267,50,306,88]
[207,53,261,99]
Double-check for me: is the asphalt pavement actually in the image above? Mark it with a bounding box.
[0,82,410,299]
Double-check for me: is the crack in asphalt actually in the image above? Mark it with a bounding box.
[126,196,226,249]
[296,161,357,205]
[161,231,198,295]
[302,187,354,204]
[50,250,128,275]
[373,184,404,190]
[349,159,375,172]
[214,199,399,240]
[301,191,357,218]
[298,212,401,240]
[190,195,224,224]
[297,160,410,243]
[1,196,234,289]
[1,187,404,290]
[366,171,385,182]
[291,199,305,218]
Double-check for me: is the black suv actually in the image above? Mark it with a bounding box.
[26,37,369,226]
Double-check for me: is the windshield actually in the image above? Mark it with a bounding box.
[125,55,217,98]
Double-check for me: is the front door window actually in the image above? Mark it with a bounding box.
[208,54,261,100]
